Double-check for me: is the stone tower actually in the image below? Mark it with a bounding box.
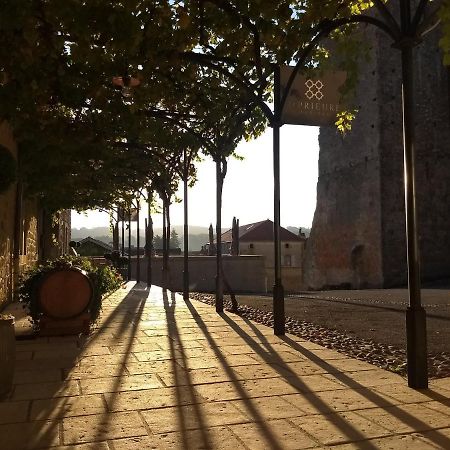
[304,27,450,289]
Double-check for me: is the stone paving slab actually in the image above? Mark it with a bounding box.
[0,282,449,449]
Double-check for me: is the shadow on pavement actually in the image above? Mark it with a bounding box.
[183,297,380,449]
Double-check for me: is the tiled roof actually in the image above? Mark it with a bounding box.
[221,219,304,243]
[79,236,113,251]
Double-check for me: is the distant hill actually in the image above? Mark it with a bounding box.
[72,224,311,251]
[71,226,220,251]
[71,227,112,240]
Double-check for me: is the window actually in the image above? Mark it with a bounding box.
[249,243,254,249]
[285,243,290,249]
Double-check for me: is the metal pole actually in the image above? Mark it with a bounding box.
[145,218,149,286]
[127,211,131,281]
[121,207,125,257]
[113,222,119,251]
[215,158,224,313]
[147,191,152,287]
[13,182,23,259]
[162,200,167,288]
[273,65,285,335]
[183,148,189,300]
[400,0,428,388]
[136,200,140,283]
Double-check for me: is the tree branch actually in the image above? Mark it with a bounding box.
[411,0,430,32]
[372,0,402,37]
[416,1,442,37]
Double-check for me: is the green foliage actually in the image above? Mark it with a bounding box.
[335,109,358,134]
[439,1,450,65]
[17,255,123,330]
[89,264,124,321]
[0,144,17,193]
[170,229,181,249]
[153,234,163,250]
[1,0,449,215]
[104,251,128,269]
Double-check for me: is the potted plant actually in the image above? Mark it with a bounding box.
[0,314,15,397]
[18,255,123,334]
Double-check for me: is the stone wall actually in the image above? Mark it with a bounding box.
[304,27,384,290]
[0,122,17,308]
[304,27,450,289]
[131,255,266,293]
[264,267,304,293]
[379,30,450,286]
[240,240,305,291]
[0,122,72,310]
[40,209,72,261]
[0,123,40,309]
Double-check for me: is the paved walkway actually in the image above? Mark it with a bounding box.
[1,283,450,449]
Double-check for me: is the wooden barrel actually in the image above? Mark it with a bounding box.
[38,268,93,320]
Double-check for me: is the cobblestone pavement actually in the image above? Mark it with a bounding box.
[1,283,450,449]
[191,288,450,379]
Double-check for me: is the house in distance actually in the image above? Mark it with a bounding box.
[221,219,307,292]
[77,236,113,257]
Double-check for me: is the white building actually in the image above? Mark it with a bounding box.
[221,219,307,292]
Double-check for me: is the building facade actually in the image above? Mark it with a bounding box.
[222,219,307,292]
[304,27,450,289]
[0,122,71,309]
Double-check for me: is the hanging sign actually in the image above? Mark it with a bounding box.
[280,66,347,126]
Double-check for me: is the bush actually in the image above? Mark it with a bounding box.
[104,251,128,268]
[18,255,123,329]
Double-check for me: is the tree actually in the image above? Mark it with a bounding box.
[1,0,449,218]
[170,230,181,249]
[153,235,163,250]
[0,0,192,214]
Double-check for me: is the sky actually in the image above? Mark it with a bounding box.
[71,124,320,231]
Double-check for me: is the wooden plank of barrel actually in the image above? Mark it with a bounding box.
[38,268,93,320]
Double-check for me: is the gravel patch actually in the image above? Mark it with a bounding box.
[190,293,450,379]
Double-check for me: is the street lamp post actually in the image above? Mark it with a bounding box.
[269,0,433,387]
[272,64,285,336]
[147,189,153,287]
[183,147,190,300]
[121,207,125,257]
[127,209,132,281]
[398,0,428,389]
[136,199,140,283]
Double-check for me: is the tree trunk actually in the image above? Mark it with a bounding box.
[146,190,153,287]
[215,157,225,312]
[166,201,171,265]
[162,198,167,288]
[112,222,119,251]
[121,207,125,256]
[136,200,140,283]
[221,264,239,312]
[127,210,131,281]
